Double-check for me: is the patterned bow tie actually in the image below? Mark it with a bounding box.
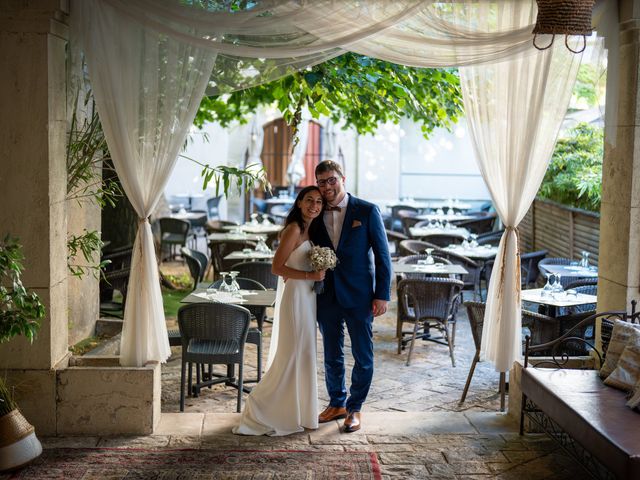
[326,205,342,212]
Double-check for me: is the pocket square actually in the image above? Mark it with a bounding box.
[352,220,362,228]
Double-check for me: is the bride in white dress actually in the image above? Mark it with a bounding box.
[233,186,326,436]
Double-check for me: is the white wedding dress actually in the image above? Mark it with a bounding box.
[233,240,318,436]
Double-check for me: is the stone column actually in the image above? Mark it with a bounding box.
[0,1,69,434]
[598,0,640,312]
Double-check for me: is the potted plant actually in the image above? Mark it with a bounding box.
[0,235,46,471]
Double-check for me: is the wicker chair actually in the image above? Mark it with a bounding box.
[159,217,191,261]
[452,214,497,235]
[386,230,408,258]
[177,302,251,412]
[419,234,463,248]
[390,205,420,232]
[565,277,598,290]
[230,261,278,290]
[204,219,238,235]
[434,248,481,300]
[520,250,548,287]
[476,230,504,247]
[398,239,438,256]
[396,277,464,366]
[208,240,257,280]
[180,247,208,290]
[99,245,133,318]
[398,210,421,237]
[460,302,560,411]
[395,254,452,281]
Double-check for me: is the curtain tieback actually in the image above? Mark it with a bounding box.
[496,226,522,307]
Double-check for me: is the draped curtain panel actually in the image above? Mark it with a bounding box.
[72,0,603,368]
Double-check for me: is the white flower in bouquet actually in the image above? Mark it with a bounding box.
[308,245,338,293]
[309,245,338,271]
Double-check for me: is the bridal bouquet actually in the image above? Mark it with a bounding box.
[308,245,338,294]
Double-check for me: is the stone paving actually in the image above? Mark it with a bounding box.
[30,261,584,479]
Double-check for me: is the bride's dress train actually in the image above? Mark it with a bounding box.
[233,240,318,436]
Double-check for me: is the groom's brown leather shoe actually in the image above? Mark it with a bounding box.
[318,406,348,423]
[343,411,361,433]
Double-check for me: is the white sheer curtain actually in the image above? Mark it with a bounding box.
[72,0,603,369]
[74,0,215,366]
[459,4,582,372]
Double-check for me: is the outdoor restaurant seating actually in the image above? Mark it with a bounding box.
[385,229,408,257]
[178,302,251,412]
[230,261,278,290]
[206,195,222,220]
[395,254,452,282]
[209,239,257,279]
[419,233,463,248]
[460,301,563,411]
[451,213,497,234]
[396,277,464,367]
[204,219,239,235]
[434,248,481,300]
[159,217,191,261]
[566,277,597,289]
[476,229,504,246]
[398,239,437,256]
[390,205,420,232]
[99,245,133,318]
[398,210,421,237]
[180,247,208,291]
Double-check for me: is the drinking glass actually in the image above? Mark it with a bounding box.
[255,235,270,253]
[580,251,590,269]
[551,273,564,296]
[541,273,554,298]
[229,271,240,294]
[470,233,478,248]
[250,213,259,225]
[218,272,231,292]
[425,248,435,265]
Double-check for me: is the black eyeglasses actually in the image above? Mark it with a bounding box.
[317,176,339,187]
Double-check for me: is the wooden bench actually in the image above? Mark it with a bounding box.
[520,310,640,480]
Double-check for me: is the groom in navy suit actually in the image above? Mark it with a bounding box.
[311,160,392,433]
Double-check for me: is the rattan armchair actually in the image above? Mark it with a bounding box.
[180,247,208,290]
[398,239,438,256]
[396,277,464,367]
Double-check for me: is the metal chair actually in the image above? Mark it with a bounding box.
[204,219,238,235]
[178,302,251,412]
[230,261,278,290]
[206,195,223,220]
[159,217,190,261]
[396,277,464,367]
[180,247,208,290]
[476,230,504,247]
[398,210,420,237]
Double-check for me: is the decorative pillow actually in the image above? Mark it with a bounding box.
[600,321,640,379]
[604,344,640,391]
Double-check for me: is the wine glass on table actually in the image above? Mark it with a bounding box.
[218,272,231,293]
[425,248,435,265]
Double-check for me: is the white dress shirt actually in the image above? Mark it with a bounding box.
[324,193,349,249]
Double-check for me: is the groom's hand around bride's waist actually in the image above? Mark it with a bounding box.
[372,299,388,317]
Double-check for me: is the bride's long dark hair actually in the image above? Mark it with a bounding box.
[284,185,325,236]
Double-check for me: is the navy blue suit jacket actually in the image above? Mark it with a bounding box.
[311,195,391,310]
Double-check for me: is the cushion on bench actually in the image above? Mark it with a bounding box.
[522,368,640,480]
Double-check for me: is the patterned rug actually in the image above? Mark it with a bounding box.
[5,448,382,479]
